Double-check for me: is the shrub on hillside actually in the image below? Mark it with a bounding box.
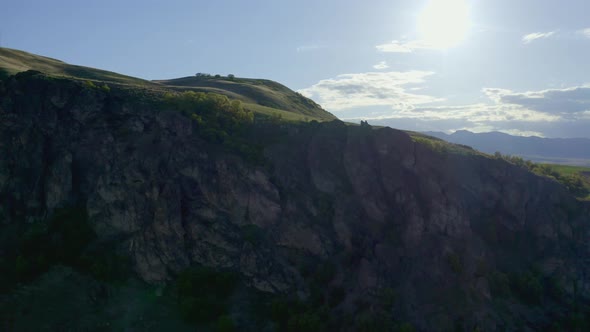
[175,267,238,324]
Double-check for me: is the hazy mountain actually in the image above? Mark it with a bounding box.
[1,51,590,331]
[427,130,590,165]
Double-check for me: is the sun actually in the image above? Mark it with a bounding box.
[417,0,471,49]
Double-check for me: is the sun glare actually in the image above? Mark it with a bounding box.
[417,0,471,49]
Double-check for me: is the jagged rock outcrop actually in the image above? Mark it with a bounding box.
[1,72,589,331]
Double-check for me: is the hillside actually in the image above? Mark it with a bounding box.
[427,130,590,166]
[0,47,154,86]
[0,47,336,122]
[1,70,590,331]
[155,76,335,121]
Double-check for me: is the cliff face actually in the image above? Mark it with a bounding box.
[1,72,590,330]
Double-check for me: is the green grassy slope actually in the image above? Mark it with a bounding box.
[407,130,484,156]
[155,76,336,120]
[0,47,335,121]
[0,47,153,86]
[548,164,590,200]
[547,164,590,177]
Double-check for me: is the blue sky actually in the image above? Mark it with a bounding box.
[2,0,590,137]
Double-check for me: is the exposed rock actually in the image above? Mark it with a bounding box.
[1,71,590,330]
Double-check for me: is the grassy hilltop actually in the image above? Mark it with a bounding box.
[0,47,335,122]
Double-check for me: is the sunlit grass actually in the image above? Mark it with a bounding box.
[545,164,590,200]
[408,131,483,156]
[244,103,324,122]
[0,47,153,86]
[546,164,590,176]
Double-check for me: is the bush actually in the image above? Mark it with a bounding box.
[163,91,260,162]
[0,207,131,290]
[84,80,97,89]
[489,271,511,298]
[287,311,324,332]
[447,253,463,274]
[214,315,235,332]
[561,174,588,197]
[355,311,395,332]
[14,208,95,280]
[328,286,346,307]
[175,267,239,324]
[510,271,543,305]
[83,251,130,282]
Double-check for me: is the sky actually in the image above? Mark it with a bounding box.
[2,0,590,138]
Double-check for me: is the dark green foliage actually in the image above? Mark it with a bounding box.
[510,270,543,305]
[560,174,587,196]
[264,260,340,331]
[175,267,238,324]
[163,91,253,129]
[489,271,511,298]
[379,287,396,308]
[82,251,130,282]
[8,208,94,282]
[447,253,463,274]
[491,268,552,305]
[395,322,417,332]
[82,80,110,93]
[269,298,293,324]
[269,112,283,124]
[545,276,566,302]
[269,297,328,332]
[163,91,264,163]
[84,80,97,89]
[214,315,235,332]
[287,310,326,332]
[0,208,129,292]
[412,135,475,155]
[356,311,396,332]
[328,286,346,307]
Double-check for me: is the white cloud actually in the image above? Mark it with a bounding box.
[298,71,442,111]
[340,85,590,138]
[302,66,590,137]
[496,129,545,137]
[522,31,556,44]
[482,85,590,116]
[360,103,560,123]
[578,28,590,38]
[373,61,389,70]
[375,40,436,53]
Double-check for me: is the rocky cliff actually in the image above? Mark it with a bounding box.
[1,71,590,331]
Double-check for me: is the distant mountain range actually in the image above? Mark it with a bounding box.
[426,130,590,166]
